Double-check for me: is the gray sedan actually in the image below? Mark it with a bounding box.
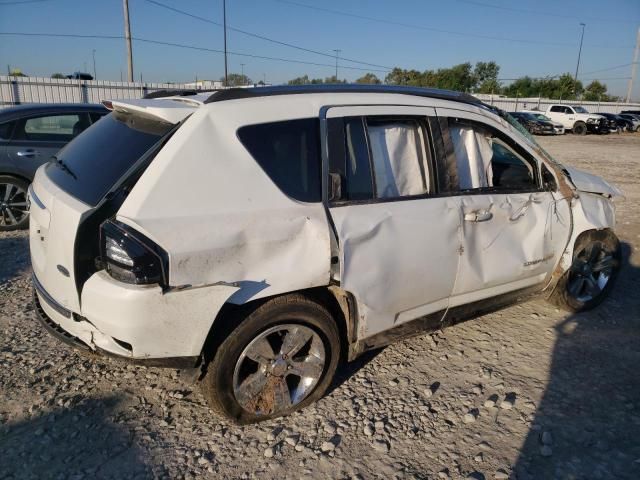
[0,103,107,230]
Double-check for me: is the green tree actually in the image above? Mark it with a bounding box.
[355,73,381,84]
[502,76,536,97]
[9,68,27,77]
[582,80,617,101]
[385,68,424,86]
[476,78,501,94]
[221,73,251,86]
[473,61,499,85]
[288,74,310,85]
[556,73,582,99]
[324,75,347,84]
[473,61,500,93]
[51,73,65,79]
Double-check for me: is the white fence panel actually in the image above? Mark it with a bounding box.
[2,77,639,114]
[0,76,194,107]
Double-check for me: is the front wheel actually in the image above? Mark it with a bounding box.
[549,230,621,312]
[573,122,587,135]
[0,176,30,231]
[200,294,341,424]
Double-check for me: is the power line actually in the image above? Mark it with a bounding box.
[273,0,635,50]
[580,63,633,76]
[454,0,638,25]
[580,76,632,81]
[0,32,390,73]
[143,0,392,70]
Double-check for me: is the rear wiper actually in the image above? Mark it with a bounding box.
[51,155,77,180]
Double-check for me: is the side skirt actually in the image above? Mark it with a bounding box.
[348,283,545,360]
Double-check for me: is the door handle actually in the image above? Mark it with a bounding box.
[464,210,493,222]
[17,150,40,158]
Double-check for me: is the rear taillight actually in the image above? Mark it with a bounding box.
[100,220,168,285]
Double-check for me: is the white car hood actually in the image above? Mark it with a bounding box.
[565,166,624,198]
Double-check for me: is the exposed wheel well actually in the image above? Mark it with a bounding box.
[198,286,357,378]
[546,227,618,297]
[0,172,32,185]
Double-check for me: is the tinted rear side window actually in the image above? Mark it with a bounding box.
[0,121,15,140]
[238,118,321,202]
[46,112,174,206]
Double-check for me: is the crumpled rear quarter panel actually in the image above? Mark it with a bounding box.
[116,106,332,303]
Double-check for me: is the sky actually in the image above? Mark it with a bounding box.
[1,0,639,99]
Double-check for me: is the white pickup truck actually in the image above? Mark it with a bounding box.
[545,104,609,135]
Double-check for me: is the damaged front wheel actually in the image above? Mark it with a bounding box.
[550,230,621,312]
[200,294,341,424]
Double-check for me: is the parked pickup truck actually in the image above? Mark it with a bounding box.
[545,104,608,135]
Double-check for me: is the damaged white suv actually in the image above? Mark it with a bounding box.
[30,85,622,423]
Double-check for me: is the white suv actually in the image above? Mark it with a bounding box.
[30,85,622,423]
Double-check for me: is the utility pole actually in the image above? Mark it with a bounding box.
[333,49,341,81]
[626,26,640,103]
[223,0,228,87]
[241,63,245,84]
[92,49,97,79]
[574,23,586,95]
[122,0,134,82]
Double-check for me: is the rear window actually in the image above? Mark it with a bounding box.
[237,118,322,202]
[0,121,14,140]
[46,111,174,206]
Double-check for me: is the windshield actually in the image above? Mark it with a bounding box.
[46,111,175,206]
[534,114,552,121]
[574,106,589,114]
[502,111,565,169]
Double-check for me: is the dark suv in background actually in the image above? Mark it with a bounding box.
[0,103,107,230]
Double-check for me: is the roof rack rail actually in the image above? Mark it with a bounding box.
[144,88,220,100]
[203,84,482,106]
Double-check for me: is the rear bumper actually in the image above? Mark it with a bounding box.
[33,282,199,369]
[33,271,238,367]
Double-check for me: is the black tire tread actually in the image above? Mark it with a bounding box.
[548,230,620,313]
[200,293,341,424]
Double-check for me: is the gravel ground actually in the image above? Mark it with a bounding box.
[1,133,639,480]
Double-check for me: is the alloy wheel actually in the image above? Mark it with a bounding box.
[567,242,618,303]
[232,324,326,416]
[0,182,29,228]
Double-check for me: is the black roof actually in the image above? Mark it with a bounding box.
[203,84,483,106]
[0,103,107,121]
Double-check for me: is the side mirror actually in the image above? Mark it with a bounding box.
[328,173,343,202]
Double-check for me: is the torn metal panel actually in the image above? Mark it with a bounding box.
[330,197,460,338]
[553,192,617,274]
[565,167,624,198]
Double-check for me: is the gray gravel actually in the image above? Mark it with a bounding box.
[1,134,640,479]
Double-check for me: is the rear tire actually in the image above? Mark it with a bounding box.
[548,230,621,312]
[572,122,587,135]
[0,175,30,231]
[200,294,341,424]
